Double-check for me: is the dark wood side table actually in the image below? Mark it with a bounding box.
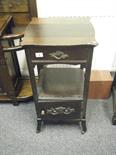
[0,15,32,104]
[22,17,97,133]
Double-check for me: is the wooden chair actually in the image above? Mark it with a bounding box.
[1,33,24,51]
[0,33,24,105]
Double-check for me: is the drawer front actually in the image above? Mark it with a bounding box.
[39,101,82,120]
[0,0,28,13]
[29,46,92,63]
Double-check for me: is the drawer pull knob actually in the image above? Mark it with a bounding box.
[41,110,45,115]
[49,51,69,60]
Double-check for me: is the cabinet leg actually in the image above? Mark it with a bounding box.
[112,114,116,125]
[11,96,19,106]
[80,120,87,134]
[36,118,42,133]
[13,101,19,106]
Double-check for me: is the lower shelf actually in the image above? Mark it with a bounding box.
[0,80,33,103]
[0,70,113,102]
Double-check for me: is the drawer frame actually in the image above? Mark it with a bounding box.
[25,44,94,133]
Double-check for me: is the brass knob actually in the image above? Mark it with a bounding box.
[41,110,45,115]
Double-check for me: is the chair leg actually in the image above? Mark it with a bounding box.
[112,114,116,125]
[80,120,87,134]
[36,119,42,133]
[11,96,19,106]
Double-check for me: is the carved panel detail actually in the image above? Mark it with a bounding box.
[46,106,75,115]
[49,51,69,60]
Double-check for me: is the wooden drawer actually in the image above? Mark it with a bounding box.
[0,0,28,13]
[29,46,92,63]
[38,101,82,120]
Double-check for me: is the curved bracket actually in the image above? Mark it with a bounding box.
[47,106,75,115]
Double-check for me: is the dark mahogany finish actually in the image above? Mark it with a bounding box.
[23,17,97,133]
[0,15,23,105]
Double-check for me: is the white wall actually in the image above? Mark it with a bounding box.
[91,17,116,70]
[37,0,115,17]
[36,0,116,71]
[19,0,116,75]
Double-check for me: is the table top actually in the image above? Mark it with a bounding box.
[22,17,97,46]
[0,15,13,36]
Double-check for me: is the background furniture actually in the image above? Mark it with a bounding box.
[0,15,32,104]
[0,15,21,105]
[0,0,37,25]
[23,18,97,133]
[88,70,112,99]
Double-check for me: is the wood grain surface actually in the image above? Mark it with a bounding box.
[23,17,97,46]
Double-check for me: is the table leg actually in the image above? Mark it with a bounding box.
[80,119,87,134]
[36,118,42,133]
